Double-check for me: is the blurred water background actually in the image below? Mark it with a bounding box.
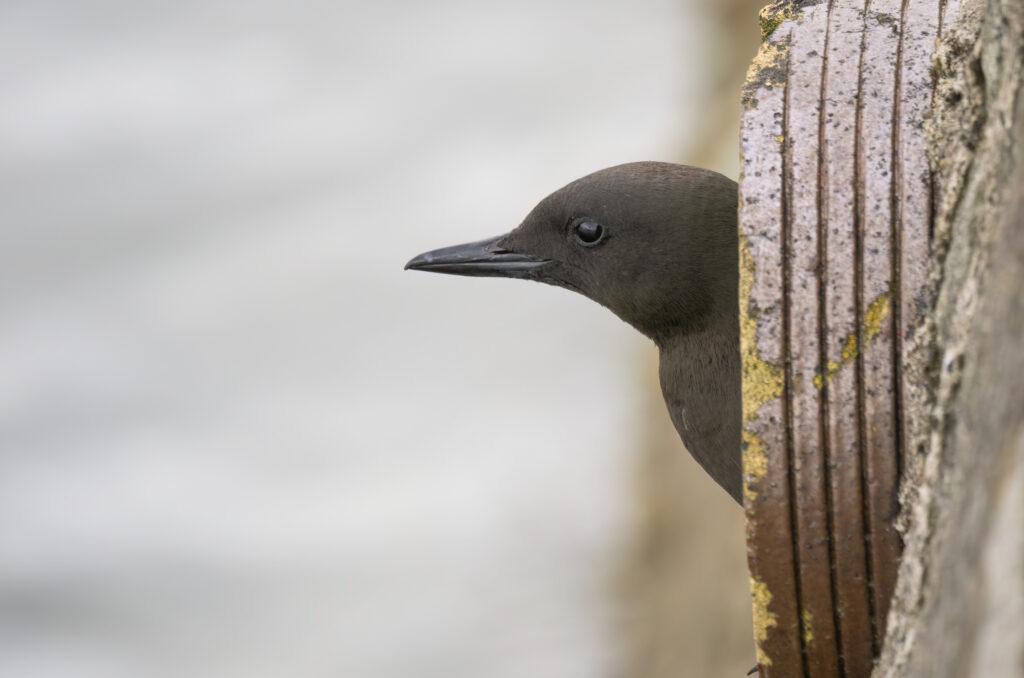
[0,1,762,676]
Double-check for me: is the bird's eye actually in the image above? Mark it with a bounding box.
[574,220,605,246]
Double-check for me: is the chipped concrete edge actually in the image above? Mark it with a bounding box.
[873,0,1024,674]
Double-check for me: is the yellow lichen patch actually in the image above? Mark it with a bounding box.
[841,331,858,360]
[746,38,790,88]
[742,430,769,503]
[743,2,801,107]
[774,133,786,144]
[801,608,814,645]
[813,290,891,389]
[864,290,891,339]
[742,34,791,108]
[739,235,785,422]
[758,1,795,39]
[738,235,784,501]
[750,575,777,667]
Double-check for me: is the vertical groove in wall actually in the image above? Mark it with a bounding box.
[853,0,879,657]
[780,67,811,678]
[815,1,845,674]
[891,0,911,487]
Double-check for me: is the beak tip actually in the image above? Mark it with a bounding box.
[404,253,429,271]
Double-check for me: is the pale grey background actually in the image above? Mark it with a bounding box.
[0,1,721,676]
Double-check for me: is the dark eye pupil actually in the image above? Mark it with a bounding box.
[575,220,603,244]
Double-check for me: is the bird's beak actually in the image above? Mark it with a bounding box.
[404,234,549,278]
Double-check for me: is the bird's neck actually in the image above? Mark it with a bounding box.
[655,311,743,503]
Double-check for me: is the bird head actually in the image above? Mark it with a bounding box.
[405,162,738,343]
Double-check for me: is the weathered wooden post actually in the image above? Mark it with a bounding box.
[738,1,957,675]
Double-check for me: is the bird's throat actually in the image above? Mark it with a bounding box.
[656,312,743,504]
